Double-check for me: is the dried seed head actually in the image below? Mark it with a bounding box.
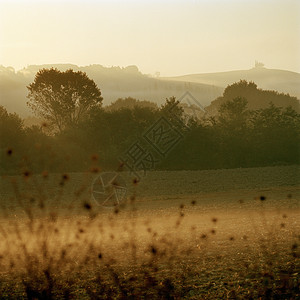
[23,170,31,178]
[6,148,13,156]
[84,202,92,210]
[291,243,298,250]
[60,173,69,186]
[91,154,99,161]
[150,246,157,255]
[260,196,266,201]
[90,167,100,173]
[62,174,69,181]
[133,178,139,185]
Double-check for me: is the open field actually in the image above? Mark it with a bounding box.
[0,165,299,299]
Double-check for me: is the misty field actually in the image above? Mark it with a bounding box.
[0,165,299,299]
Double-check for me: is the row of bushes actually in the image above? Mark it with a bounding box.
[1,95,299,175]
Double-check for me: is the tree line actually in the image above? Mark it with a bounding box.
[1,68,299,175]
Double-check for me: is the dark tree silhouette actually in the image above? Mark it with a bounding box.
[207,80,300,115]
[27,68,103,132]
[105,97,158,111]
[218,96,249,128]
[160,96,185,124]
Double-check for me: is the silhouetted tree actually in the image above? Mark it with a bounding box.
[250,104,300,164]
[218,96,249,129]
[27,68,103,132]
[105,97,158,111]
[207,80,300,115]
[215,97,251,167]
[160,96,185,127]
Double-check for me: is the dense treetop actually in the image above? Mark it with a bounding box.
[206,80,300,115]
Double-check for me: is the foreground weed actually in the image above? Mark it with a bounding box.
[0,166,299,299]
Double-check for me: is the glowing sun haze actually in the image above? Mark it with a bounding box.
[0,0,299,76]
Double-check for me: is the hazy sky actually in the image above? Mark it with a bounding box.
[0,0,299,76]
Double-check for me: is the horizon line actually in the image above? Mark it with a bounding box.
[1,63,300,77]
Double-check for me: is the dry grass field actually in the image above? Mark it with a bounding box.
[0,165,299,299]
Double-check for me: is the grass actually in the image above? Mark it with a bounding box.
[0,165,299,299]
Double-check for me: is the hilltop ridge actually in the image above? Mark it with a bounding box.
[0,64,299,117]
[163,66,300,100]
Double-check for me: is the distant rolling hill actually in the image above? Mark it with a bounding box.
[163,66,300,101]
[1,64,299,117]
[0,64,222,117]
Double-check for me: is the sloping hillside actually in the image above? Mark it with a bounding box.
[1,64,299,117]
[0,64,222,116]
[163,66,300,100]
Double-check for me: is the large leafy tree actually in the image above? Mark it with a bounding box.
[27,68,103,132]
